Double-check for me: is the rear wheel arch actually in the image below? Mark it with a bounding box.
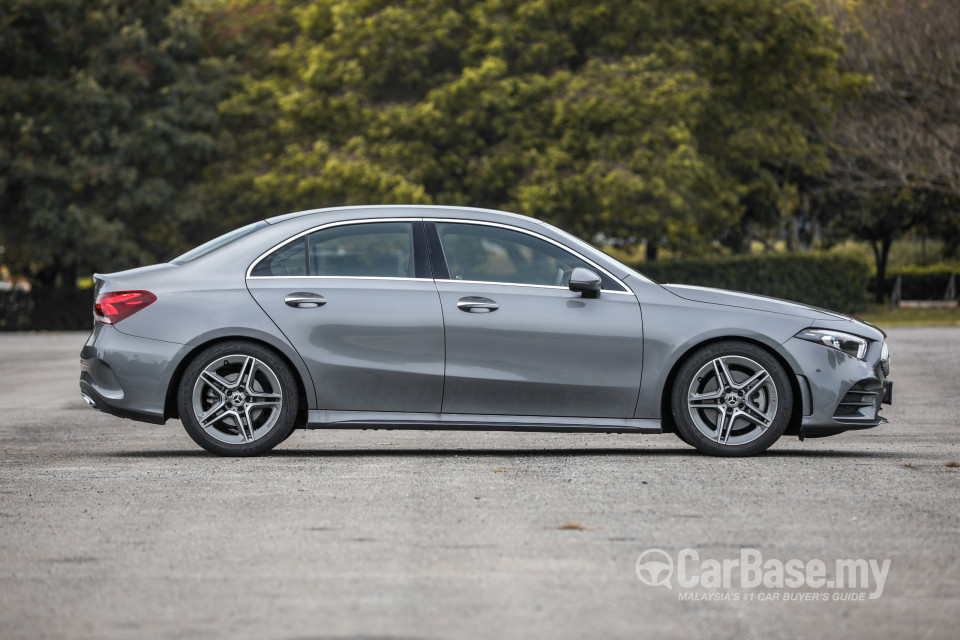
[164,335,309,430]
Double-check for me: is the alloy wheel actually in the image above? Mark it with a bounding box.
[191,354,284,445]
[686,355,779,446]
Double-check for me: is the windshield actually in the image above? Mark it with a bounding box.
[171,221,268,264]
[541,223,656,284]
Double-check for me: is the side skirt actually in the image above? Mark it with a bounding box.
[306,410,662,434]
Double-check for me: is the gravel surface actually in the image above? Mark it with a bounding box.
[1,328,958,639]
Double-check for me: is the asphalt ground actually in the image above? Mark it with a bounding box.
[1,328,958,639]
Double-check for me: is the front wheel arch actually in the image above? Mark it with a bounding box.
[659,336,802,437]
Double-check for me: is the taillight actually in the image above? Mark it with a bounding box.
[94,290,157,325]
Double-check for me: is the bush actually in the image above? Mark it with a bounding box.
[632,254,871,315]
[882,264,958,301]
[0,288,93,331]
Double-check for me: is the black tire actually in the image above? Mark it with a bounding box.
[673,427,694,447]
[671,341,792,457]
[177,341,299,456]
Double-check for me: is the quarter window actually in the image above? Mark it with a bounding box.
[436,222,603,288]
[250,237,307,277]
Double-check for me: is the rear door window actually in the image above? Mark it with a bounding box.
[250,222,416,278]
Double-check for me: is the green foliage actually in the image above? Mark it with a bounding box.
[203,0,859,253]
[0,288,91,331]
[635,254,871,314]
[0,291,34,331]
[858,304,960,329]
[0,0,889,301]
[883,264,959,301]
[0,0,230,287]
[813,0,960,301]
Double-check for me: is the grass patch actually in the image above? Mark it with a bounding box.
[856,304,960,329]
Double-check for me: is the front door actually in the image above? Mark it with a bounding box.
[431,221,644,418]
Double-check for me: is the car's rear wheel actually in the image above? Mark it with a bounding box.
[671,341,792,456]
[672,427,694,448]
[177,341,298,456]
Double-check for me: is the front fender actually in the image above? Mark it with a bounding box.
[628,280,813,420]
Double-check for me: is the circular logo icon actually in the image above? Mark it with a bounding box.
[636,548,674,588]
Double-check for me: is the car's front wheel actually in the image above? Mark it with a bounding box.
[177,341,298,456]
[671,341,793,456]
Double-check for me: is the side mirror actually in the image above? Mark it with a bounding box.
[568,267,601,298]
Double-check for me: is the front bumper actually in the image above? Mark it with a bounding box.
[777,336,892,438]
[80,323,190,425]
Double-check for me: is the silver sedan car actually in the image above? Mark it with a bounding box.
[80,205,893,456]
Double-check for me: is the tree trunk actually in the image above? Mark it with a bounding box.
[59,265,78,291]
[870,235,893,304]
[645,240,658,262]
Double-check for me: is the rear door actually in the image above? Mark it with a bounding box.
[430,221,644,418]
[246,219,445,413]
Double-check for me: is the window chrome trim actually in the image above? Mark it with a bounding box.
[245,217,423,280]
[246,215,634,297]
[430,218,631,293]
[247,276,427,283]
[434,278,636,295]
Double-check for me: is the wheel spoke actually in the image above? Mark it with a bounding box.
[715,407,733,444]
[689,390,723,405]
[689,399,724,418]
[200,370,231,393]
[247,390,282,403]
[690,387,724,402]
[712,357,734,390]
[233,409,252,443]
[198,401,229,429]
[247,398,282,409]
[243,405,264,442]
[740,401,774,430]
[736,369,769,394]
[240,356,258,391]
[234,356,255,390]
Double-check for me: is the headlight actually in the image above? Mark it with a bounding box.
[795,328,869,360]
[880,342,890,376]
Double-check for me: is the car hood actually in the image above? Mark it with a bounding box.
[661,284,885,339]
[663,284,852,321]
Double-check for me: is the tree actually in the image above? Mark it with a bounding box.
[814,0,960,301]
[204,0,858,259]
[0,0,228,288]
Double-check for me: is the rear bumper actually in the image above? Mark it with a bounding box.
[79,379,166,424]
[79,324,190,425]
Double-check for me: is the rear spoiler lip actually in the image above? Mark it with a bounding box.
[92,274,106,298]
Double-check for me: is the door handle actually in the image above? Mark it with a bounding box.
[285,292,327,308]
[457,296,499,312]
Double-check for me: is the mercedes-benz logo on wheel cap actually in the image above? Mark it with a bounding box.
[635,548,673,588]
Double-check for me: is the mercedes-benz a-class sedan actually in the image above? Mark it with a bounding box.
[80,205,893,456]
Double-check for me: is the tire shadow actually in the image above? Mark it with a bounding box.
[102,446,904,460]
